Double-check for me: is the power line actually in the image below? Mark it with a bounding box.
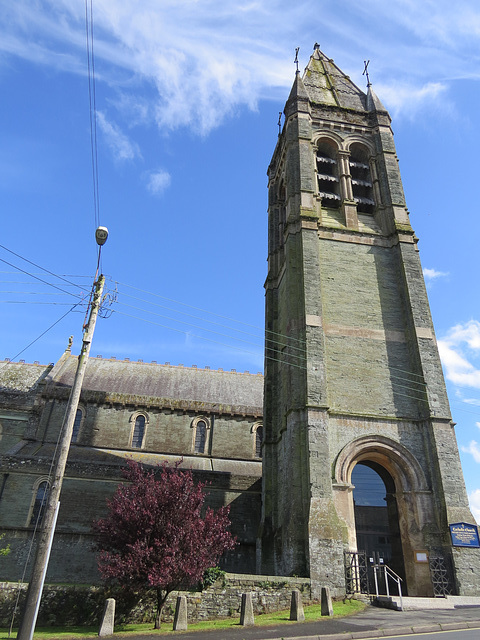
[115,288,306,356]
[0,302,82,370]
[112,309,307,371]
[111,278,307,349]
[85,0,100,231]
[0,301,83,306]
[0,245,85,293]
[0,257,84,300]
[112,299,306,362]
[0,271,93,279]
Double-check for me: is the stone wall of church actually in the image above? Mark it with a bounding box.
[0,360,264,585]
[0,575,312,627]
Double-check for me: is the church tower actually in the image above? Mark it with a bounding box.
[260,46,479,598]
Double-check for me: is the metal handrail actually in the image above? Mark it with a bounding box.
[373,563,403,611]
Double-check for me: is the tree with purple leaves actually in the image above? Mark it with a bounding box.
[93,460,236,628]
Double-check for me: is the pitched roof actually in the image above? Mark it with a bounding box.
[45,354,264,414]
[302,47,367,112]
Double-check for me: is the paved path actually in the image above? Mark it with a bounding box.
[107,603,480,640]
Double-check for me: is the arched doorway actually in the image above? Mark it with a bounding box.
[352,461,406,592]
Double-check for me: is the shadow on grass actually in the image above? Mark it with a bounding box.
[1,599,365,638]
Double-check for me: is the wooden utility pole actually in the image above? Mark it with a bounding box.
[17,274,105,640]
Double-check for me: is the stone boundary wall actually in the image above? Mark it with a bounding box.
[0,573,312,627]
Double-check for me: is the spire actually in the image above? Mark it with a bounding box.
[366,84,389,115]
[284,64,311,119]
[302,46,366,111]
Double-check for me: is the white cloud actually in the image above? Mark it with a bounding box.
[462,441,480,463]
[423,267,448,282]
[96,111,141,161]
[438,320,480,389]
[2,0,480,136]
[477,422,480,429]
[470,489,480,524]
[376,82,450,120]
[146,170,171,196]
[463,398,480,406]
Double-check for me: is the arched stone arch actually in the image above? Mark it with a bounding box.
[251,421,263,459]
[333,435,435,596]
[191,416,211,454]
[344,136,375,155]
[315,136,342,209]
[27,476,50,527]
[313,131,344,149]
[334,435,429,494]
[129,410,150,449]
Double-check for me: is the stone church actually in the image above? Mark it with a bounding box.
[0,46,478,598]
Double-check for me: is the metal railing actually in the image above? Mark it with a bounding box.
[373,563,403,610]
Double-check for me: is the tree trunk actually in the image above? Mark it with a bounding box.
[154,589,167,629]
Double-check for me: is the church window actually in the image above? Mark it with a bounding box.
[131,414,146,448]
[251,422,263,458]
[255,424,263,458]
[71,408,83,444]
[349,144,375,214]
[316,140,340,208]
[194,420,207,453]
[29,480,49,527]
[191,417,210,455]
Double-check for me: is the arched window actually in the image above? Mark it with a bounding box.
[352,462,405,581]
[191,417,210,455]
[194,420,207,454]
[255,425,263,458]
[349,144,375,214]
[71,408,83,444]
[131,414,146,449]
[29,480,49,527]
[316,140,340,209]
[251,422,263,458]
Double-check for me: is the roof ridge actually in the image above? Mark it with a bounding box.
[83,355,263,376]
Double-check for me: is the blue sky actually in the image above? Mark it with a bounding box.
[1,0,480,520]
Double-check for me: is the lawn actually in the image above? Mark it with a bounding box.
[2,599,365,639]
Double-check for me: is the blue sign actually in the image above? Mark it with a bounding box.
[449,522,480,548]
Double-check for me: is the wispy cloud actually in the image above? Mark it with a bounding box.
[96,111,141,161]
[376,82,450,120]
[470,489,480,523]
[146,169,171,196]
[2,0,480,134]
[438,320,480,389]
[462,441,480,464]
[423,267,449,282]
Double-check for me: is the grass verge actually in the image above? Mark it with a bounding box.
[2,599,365,639]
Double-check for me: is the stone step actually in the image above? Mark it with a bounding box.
[375,595,480,611]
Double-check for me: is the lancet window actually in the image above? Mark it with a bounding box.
[130,413,147,449]
[71,407,83,444]
[316,141,340,209]
[29,480,49,527]
[349,144,375,214]
[192,417,210,455]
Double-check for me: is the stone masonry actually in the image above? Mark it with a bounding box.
[259,46,480,597]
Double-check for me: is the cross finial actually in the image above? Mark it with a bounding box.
[363,60,371,87]
[294,47,300,74]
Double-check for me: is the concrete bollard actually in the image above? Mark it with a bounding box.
[173,595,188,631]
[289,589,305,621]
[240,592,255,626]
[321,586,333,616]
[98,597,115,637]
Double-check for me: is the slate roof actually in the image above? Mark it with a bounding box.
[302,47,367,111]
[45,353,264,414]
